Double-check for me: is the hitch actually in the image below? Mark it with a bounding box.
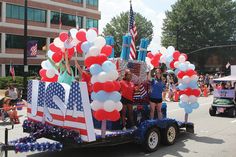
[0,122,15,157]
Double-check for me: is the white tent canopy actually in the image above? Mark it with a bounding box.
[214,75,236,82]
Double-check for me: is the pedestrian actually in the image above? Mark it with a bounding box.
[149,68,165,120]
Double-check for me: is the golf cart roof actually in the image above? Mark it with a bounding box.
[213,75,236,82]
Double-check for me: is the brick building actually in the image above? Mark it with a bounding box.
[0,0,101,77]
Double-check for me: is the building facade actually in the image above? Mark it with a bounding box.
[0,0,101,77]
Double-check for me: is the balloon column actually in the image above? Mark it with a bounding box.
[145,46,200,118]
[137,38,149,62]
[105,36,115,58]
[78,29,122,137]
[120,34,132,60]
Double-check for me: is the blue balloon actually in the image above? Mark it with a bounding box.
[191,102,199,109]
[188,81,198,89]
[90,64,103,75]
[166,55,173,63]
[109,92,121,102]
[179,101,188,108]
[102,61,116,72]
[81,41,91,54]
[91,91,109,102]
[184,105,193,114]
[174,69,180,76]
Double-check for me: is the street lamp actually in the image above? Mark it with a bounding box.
[22,0,28,100]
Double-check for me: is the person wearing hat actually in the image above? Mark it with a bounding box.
[3,97,19,124]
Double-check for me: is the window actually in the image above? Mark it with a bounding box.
[86,0,98,7]
[51,11,83,28]
[86,18,98,29]
[6,4,46,23]
[6,34,46,50]
[72,0,83,3]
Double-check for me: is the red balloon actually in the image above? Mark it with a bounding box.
[107,110,120,121]
[177,71,185,79]
[76,42,83,54]
[185,88,192,96]
[49,43,61,53]
[147,52,154,58]
[103,81,115,92]
[151,59,159,67]
[154,54,161,60]
[113,81,121,91]
[93,110,107,121]
[101,45,112,57]
[93,82,103,92]
[85,56,96,67]
[59,32,68,42]
[193,89,201,97]
[170,61,175,69]
[76,30,87,42]
[186,69,196,77]
[98,54,108,65]
[52,52,63,63]
[68,47,75,57]
[173,51,181,60]
[39,69,46,78]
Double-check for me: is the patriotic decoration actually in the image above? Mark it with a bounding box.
[9,62,15,80]
[27,40,38,57]
[129,2,137,60]
[27,80,96,142]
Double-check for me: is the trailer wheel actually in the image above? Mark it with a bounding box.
[228,108,236,118]
[209,107,216,116]
[162,124,177,145]
[143,127,160,152]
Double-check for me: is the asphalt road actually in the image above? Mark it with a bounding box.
[1,95,236,157]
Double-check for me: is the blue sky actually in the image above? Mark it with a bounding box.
[99,0,177,51]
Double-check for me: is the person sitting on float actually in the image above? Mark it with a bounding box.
[148,68,166,120]
[120,69,140,130]
[58,49,75,85]
[3,97,20,124]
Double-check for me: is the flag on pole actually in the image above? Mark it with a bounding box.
[59,9,62,29]
[9,62,15,80]
[27,40,38,57]
[226,62,230,69]
[129,1,137,60]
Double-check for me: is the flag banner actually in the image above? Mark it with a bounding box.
[129,2,137,60]
[9,63,15,80]
[27,80,96,142]
[27,40,38,57]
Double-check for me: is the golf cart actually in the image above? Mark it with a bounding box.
[209,75,236,117]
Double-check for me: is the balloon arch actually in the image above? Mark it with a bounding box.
[39,28,200,125]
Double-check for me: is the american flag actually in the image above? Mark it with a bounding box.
[129,2,137,60]
[27,40,37,57]
[27,80,96,142]
[9,63,15,80]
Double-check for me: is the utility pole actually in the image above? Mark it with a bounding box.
[22,0,28,100]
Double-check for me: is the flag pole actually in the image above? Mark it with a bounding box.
[128,0,131,34]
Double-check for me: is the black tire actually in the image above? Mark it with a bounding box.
[209,107,216,116]
[142,127,161,153]
[228,108,236,118]
[162,124,177,145]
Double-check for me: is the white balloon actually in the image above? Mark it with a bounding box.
[160,55,166,63]
[98,72,108,83]
[104,100,116,112]
[188,64,195,70]
[180,94,189,102]
[182,75,191,84]
[86,29,97,42]
[191,75,199,82]
[46,69,55,78]
[108,70,119,80]
[116,102,123,111]
[189,95,197,103]
[167,46,175,55]
[174,61,179,68]
[91,75,99,84]
[178,55,186,63]
[47,50,54,59]
[160,47,167,54]
[91,100,103,111]
[53,37,64,48]
[70,28,78,39]
[94,36,106,49]
[88,46,100,57]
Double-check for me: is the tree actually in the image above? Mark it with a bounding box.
[103,12,153,57]
[161,0,236,53]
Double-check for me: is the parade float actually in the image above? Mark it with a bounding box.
[0,27,200,156]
